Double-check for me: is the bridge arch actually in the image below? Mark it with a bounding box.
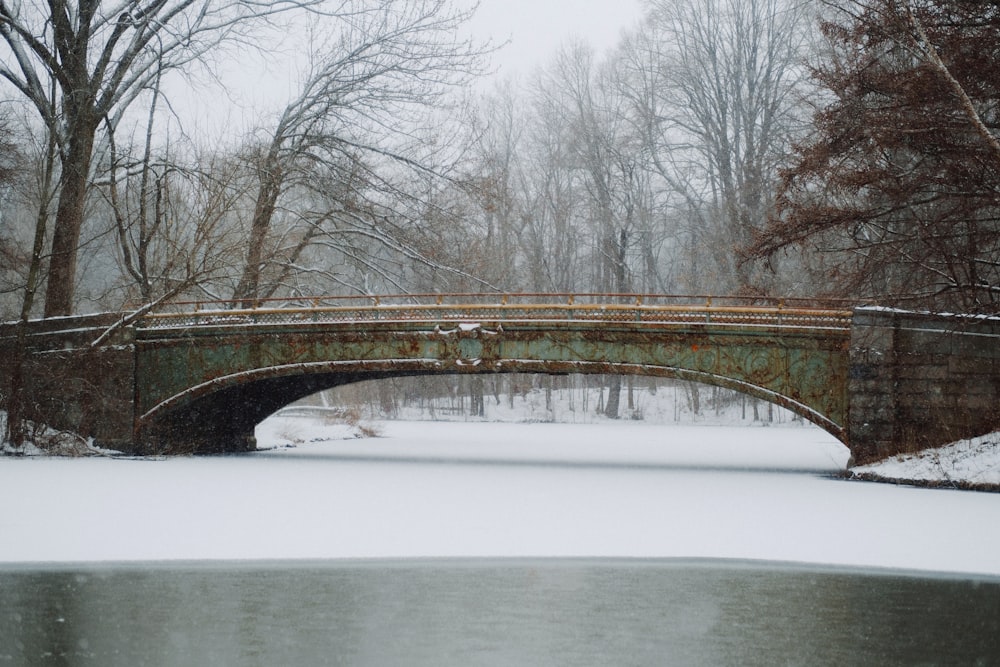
[137,350,848,453]
[12,297,1000,464]
[129,296,852,453]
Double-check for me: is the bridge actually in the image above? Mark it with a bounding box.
[3,294,1000,464]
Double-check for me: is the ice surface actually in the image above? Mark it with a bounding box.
[2,420,999,577]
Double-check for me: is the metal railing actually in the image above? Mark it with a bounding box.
[139,293,855,331]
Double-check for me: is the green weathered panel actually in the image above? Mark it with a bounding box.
[135,318,849,439]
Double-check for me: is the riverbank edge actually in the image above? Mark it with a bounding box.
[847,470,1000,494]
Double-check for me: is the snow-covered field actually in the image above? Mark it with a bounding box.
[2,418,1000,577]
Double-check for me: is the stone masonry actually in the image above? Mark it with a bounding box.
[849,308,1000,464]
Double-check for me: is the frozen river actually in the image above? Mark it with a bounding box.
[0,420,998,575]
[3,420,1000,664]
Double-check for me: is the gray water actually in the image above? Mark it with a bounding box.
[2,559,998,666]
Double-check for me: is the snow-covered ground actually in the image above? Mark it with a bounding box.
[2,417,1000,577]
[852,432,1000,488]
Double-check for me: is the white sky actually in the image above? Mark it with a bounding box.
[465,0,646,79]
[172,1,647,142]
[183,0,645,137]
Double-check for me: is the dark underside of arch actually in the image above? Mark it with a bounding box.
[137,359,846,455]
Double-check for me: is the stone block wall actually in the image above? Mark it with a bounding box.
[849,308,1000,464]
[0,315,136,448]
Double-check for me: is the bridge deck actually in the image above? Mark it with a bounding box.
[139,293,853,332]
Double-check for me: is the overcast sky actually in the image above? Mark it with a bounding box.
[466,0,645,79]
[185,1,647,135]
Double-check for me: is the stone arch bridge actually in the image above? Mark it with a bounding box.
[3,294,1000,464]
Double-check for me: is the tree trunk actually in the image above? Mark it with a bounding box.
[604,375,621,419]
[470,376,485,417]
[4,337,28,447]
[379,380,397,417]
[234,151,282,306]
[44,125,97,317]
[7,123,59,446]
[688,382,700,415]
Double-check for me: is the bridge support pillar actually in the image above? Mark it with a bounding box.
[849,308,1000,464]
[141,421,257,455]
[0,315,136,451]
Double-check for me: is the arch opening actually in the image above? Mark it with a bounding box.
[138,359,845,454]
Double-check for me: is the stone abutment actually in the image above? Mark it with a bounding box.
[848,308,1000,464]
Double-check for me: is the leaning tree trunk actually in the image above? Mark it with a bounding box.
[234,155,282,307]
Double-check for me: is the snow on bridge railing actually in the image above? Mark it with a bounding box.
[138,293,855,331]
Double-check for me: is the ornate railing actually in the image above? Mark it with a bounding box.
[139,293,855,331]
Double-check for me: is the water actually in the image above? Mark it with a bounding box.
[2,559,998,666]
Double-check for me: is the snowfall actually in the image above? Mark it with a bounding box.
[2,399,1000,579]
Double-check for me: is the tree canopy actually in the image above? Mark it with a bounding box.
[749,0,1000,312]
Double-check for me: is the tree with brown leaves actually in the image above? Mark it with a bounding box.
[749,0,1000,313]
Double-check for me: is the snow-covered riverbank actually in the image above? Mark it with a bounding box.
[851,432,1000,489]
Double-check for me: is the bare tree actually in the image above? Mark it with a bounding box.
[229,0,488,304]
[0,104,37,448]
[101,138,248,307]
[623,0,813,294]
[464,81,528,290]
[0,0,331,317]
[512,79,585,292]
[531,43,653,417]
[0,109,37,315]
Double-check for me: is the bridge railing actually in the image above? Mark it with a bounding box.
[139,293,854,331]
[146,292,852,310]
